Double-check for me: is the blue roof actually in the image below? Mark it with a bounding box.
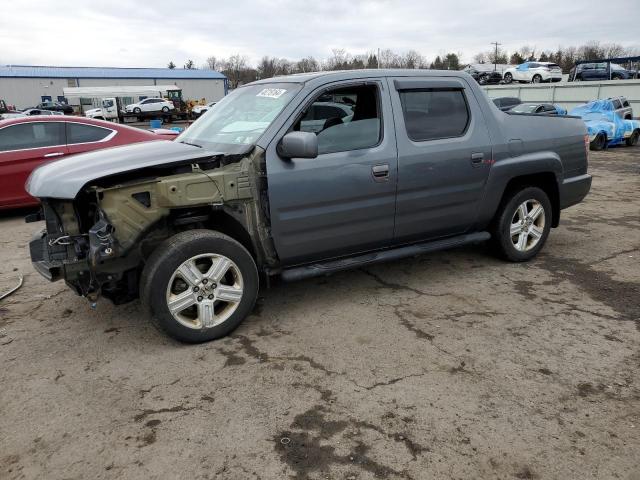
[0,65,226,80]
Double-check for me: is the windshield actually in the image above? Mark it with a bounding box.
[177,83,301,153]
[511,104,539,113]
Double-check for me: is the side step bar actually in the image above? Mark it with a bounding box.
[280,231,491,282]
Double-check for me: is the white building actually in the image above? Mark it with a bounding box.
[0,65,228,109]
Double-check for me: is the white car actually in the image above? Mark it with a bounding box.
[191,101,217,118]
[124,97,175,114]
[503,62,563,84]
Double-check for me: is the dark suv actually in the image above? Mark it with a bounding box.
[569,62,636,81]
[36,101,74,114]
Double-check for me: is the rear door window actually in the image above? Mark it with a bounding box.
[0,122,65,151]
[622,99,630,107]
[399,89,470,141]
[66,123,113,144]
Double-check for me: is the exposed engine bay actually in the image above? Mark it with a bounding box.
[29,146,277,305]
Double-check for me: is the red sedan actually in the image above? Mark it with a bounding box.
[0,116,166,209]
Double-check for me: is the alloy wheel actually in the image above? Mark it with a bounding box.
[165,253,244,329]
[510,199,545,252]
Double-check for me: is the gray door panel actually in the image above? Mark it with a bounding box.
[266,79,398,265]
[390,77,493,242]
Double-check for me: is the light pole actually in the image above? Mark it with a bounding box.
[491,41,501,71]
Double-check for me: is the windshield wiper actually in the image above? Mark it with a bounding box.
[179,140,202,148]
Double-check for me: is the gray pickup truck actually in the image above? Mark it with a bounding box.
[26,70,591,342]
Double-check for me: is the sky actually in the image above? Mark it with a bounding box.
[1,0,638,68]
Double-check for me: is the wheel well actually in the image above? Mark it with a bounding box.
[204,211,256,260]
[138,208,257,264]
[501,173,560,227]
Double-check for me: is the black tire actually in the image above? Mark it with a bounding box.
[162,106,169,113]
[140,230,259,343]
[626,130,639,147]
[133,107,141,114]
[504,72,513,84]
[491,186,552,262]
[532,74,542,84]
[590,133,606,151]
[478,74,488,85]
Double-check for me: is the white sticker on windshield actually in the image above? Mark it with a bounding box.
[256,88,287,98]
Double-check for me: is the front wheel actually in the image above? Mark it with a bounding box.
[162,106,170,113]
[532,74,542,84]
[503,72,513,84]
[491,187,552,262]
[626,130,639,147]
[133,107,141,114]
[140,230,259,343]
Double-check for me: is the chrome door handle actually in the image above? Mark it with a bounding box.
[44,152,65,158]
[471,152,484,166]
[372,164,390,179]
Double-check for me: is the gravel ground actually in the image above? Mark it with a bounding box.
[0,148,638,480]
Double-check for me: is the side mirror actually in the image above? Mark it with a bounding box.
[278,131,318,159]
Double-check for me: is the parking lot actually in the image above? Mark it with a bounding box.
[0,147,638,479]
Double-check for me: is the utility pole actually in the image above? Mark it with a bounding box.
[491,41,501,71]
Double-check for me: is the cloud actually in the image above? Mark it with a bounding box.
[0,0,638,68]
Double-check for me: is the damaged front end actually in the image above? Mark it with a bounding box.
[28,147,277,305]
[29,199,111,299]
[29,198,129,302]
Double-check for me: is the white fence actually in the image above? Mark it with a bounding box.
[482,79,640,116]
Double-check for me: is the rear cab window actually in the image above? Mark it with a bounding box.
[0,122,65,151]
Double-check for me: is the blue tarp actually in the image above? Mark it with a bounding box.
[569,100,640,147]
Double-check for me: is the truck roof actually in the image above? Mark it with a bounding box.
[249,69,471,85]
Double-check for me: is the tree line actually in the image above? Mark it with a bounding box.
[473,41,638,72]
[166,41,638,88]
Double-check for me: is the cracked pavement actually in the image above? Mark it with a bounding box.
[0,148,639,479]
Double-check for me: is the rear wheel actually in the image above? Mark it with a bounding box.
[590,133,606,151]
[504,72,513,84]
[140,230,259,343]
[491,187,552,262]
[162,106,170,113]
[532,74,542,84]
[626,130,639,147]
